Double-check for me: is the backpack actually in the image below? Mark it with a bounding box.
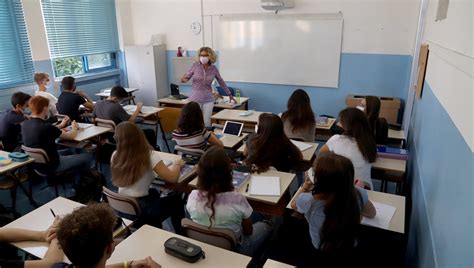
[72,169,106,204]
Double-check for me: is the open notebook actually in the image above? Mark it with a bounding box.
[291,140,313,152]
[361,202,396,230]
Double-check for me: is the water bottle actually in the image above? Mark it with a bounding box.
[236,89,241,104]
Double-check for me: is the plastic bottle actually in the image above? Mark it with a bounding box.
[235,89,241,104]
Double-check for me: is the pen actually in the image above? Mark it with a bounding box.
[50,208,56,218]
[245,183,249,193]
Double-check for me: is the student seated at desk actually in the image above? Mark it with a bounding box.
[22,96,93,175]
[244,114,302,173]
[291,153,376,258]
[320,108,377,189]
[281,89,316,142]
[94,86,158,149]
[111,122,185,233]
[0,92,31,152]
[34,72,58,119]
[187,147,272,256]
[172,102,223,151]
[57,76,94,122]
[358,96,389,145]
[53,203,161,268]
[0,218,63,268]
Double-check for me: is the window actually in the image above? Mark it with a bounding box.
[0,0,34,89]
[41,0,119,77]
[53,53,115,77]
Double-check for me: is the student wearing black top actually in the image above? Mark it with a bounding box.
[57,76,94,122]
[0,92,31,152]
[0,218,63,268]
[93,86,158,148]
[22,96,92,173]
[359,96,389,145]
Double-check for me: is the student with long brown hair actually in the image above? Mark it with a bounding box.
[360,96,389,145]
[320,108,377,189]
[244,114,302,173]
[186,146,272,256]
[291,152,376,255]
[111,121,185,232]
[172,101,223,151]
[281,89,316,142]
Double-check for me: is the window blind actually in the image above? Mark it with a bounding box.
[0,0,35,89]
[42,0,120,59]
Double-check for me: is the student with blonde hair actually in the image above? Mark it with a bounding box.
[111,122,185,232]
[34,72,58,118]
[181,47,236,127]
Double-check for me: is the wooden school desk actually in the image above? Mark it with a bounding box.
[190,169,296,215]
[236,141,319,162]
[123,105,165,145]
[72,123,111,142]
[315,117,336,141]
[152,151,197,192]
[287,189,405,234]
[372,157,407,194]
[0,150,37,207]
[388,129,406,148]
[158,96,250,111]
[264,259,295,268]
[211,109,268,130]
[214,129,248,150]
[107,225,252,267]
[4,197,133,260]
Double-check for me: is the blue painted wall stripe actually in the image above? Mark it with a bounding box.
[406,82,474,267]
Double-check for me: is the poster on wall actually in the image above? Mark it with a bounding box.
[416,44,429,98]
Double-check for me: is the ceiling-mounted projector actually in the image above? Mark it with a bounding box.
[261,0,295,12]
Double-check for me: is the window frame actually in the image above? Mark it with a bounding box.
[52,52,117,78]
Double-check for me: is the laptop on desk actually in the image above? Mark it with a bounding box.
[170,83,188,100]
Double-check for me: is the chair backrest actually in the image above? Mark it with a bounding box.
[181,218,237,250]
[94,118,116,132]
[159,107,181,133]
[216,86,235,96]
[21,145,50,164]
[174,145,205,157]
[102,187,140,216]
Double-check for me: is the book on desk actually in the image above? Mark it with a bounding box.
[377,146,408,160]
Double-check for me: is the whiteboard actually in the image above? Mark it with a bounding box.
[172,57,195,85]
[217,14,343,88]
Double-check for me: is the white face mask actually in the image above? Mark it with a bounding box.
[356,105,365,112]
[200,56,209,65]
[254,124,258,133]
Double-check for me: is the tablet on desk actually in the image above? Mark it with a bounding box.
[223,121,244,136]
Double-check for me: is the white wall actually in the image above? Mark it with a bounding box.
[22,0,50,61]
[116,0,420,55]
[422,0,473,151]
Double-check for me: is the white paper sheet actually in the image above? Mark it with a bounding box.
[249,176,280,196]
[291,140,313,152]
[361,201,396,230]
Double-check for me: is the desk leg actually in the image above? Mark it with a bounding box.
[13,173,38,208]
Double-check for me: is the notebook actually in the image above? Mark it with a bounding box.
[249,176,280,196]
[232,170,251,190]
[291,140,313,152]
[377,146,408,160]
[361,202,396,230]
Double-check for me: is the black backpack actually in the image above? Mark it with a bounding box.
[72,169,106,204]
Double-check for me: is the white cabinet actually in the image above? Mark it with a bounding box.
[124,45,168,106]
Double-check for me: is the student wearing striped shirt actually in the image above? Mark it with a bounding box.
[172,102,223,151]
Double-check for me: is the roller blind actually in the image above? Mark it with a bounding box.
[0,0,35,89]
[42,0,120,59]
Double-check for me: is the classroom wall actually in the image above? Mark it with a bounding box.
[116,0,419,119]
[406,0,473,266]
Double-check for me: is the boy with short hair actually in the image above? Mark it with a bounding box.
[54,203,161,268]
[34,72,58,117]
[57,76,94,122]
[0,92,31,151]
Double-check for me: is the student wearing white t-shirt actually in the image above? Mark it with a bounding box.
[186,146,272,256]
[34,73,58,117]
[110,122,186,232]
[320,108,377,189]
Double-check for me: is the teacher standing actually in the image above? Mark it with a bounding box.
[181,47,236,127]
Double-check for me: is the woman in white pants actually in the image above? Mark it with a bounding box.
[181,47,235,127]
